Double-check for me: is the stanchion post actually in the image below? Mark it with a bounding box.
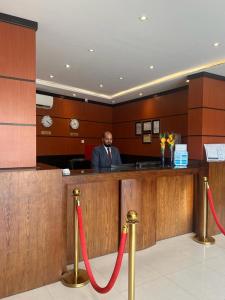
[61,188,89,287]
[193,177,215,245]
[127,210,138,300]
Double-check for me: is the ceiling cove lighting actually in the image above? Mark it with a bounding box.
[139,15,148,21]
[111,57,225,99]
[37,57,225,101]
[213,42,220,47]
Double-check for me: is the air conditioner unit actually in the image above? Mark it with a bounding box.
[36,94,53,109]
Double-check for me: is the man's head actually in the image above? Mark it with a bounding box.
[102,131,113,148]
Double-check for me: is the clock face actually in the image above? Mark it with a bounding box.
[41,115,53,128]
[70,118,79,130]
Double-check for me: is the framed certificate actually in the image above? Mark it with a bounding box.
[153,120,160,134]
[142,133,152,143]
[143,121,152,132]
[135,122,142,135]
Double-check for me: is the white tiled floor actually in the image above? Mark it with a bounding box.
[4,233,225,300]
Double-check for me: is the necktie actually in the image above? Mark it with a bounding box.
[107,148,112,163]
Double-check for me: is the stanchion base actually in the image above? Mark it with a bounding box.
[193,235,215,245]
[61,269,89,288]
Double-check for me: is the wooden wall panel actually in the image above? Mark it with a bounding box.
[37,136,103,156]
[202,109,225,136]
[37,98,113,122]
[203,77,225,109]
[0,78,35,124]
[121,178,156,250]
[37,97,113,156]
[0,22,35,80]
[188,109,203,135]
[65,181,119,262]
[156,175,194,240]
[188,77,203,108]
[207,162,225,236]
[113,89,188,123]
[0,126,36,168]
[37,117,112,138]
[0,169,66,298]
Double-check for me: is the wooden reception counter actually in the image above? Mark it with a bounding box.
[63,164,199,262]
[1,162,225,298]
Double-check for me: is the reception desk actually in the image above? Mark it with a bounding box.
[1,162,225,298]
[63,164,199,262]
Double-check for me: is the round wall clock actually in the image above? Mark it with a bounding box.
[70,118,79,130]
[41,115,53,128]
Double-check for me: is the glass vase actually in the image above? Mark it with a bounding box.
[161,150,165,167]
[170,147,174,167]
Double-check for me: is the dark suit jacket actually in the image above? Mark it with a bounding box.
[91,145,121,169]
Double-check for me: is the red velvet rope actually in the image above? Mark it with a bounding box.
[77,205,127,293]
[207,186,225,235]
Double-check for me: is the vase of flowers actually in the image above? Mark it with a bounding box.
[167,133,175,167]
[160,133,166,167]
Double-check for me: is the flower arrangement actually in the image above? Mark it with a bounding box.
[159,132,176,167]
[159,133,166,153]
[167,133,175,149]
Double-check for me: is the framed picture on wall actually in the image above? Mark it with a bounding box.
[135,122,142,135]
[143,121,152,132]
[153,120,160,134]
[142,133,152,143]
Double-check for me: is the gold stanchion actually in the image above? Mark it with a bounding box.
[127,210,138,300]
[193,177,215,245]
[61,188,89,287]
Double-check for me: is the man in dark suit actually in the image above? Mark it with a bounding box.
[91,131,122,169]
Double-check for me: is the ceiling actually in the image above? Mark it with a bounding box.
[1,0,225,104]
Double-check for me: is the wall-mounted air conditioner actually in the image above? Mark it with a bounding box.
[36,93,53,109]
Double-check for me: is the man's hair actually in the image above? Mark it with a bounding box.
[102,131,112,138]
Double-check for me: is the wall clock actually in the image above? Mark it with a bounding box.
[41,115,53,128]
[70,118,79,130]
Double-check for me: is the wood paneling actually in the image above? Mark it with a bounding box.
[37,97,113,156]
[37,136,102,156]
[0,78,35,124]
[207,162,225,236]
[188,109,203,136]
[156,175,194,240]
[202,109,225,136]
[0,169,66,298]
[113,89,188,123]
[37,98,113,122]
[0,125,36,168]
[37,116,112,138]
[121,178,156,250]
[65,181,119,262]
[0,22,35,80]
[203,77,225,109]
[188,77,203,108]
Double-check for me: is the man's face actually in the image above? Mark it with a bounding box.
[103,133,113,147]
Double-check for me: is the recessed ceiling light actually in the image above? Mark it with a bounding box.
[112,100,116,104]
[119,77,123,80]
[89,49,95,52]
[85,98,88,102]
[99,84,103,88]
[73,93,76,97]
[65,64,71,69]
[149,65,154,69]
[49,74,54,79]
[139,15,148,21]
[186,79,190,83]
[139,92,143,96]
[213,42,220,47]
